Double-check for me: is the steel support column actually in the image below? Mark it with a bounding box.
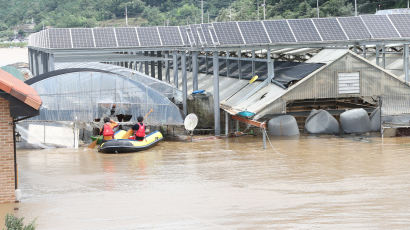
[262,129,267,149]
[226,51,230,78]
[225,112,229,136]
[382,45,386,69]
[363,45,367,58]
[173,51,178,87]
[150,51,155,78]
[252,50,256,76]
[165,51,170,82]
[238,50,242,79]
[48,53,55,72]
[144,51,149,75]
[404,44,409,83]
[34,50,39,76]
[213,52,221,136]
[376,45,380,66]
[181,51,187,115]
[28,48,32,73]
[192,51,199,91]
[157,51,162,80]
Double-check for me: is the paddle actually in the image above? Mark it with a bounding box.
[225,75,258,101]
[120,108,154,139]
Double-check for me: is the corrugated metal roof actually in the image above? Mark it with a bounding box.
[306,49,348,64]
[0,69,41,110]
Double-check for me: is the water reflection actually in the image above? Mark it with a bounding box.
[1,136,410,229]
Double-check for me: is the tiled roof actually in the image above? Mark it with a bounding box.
[0,69,41,110]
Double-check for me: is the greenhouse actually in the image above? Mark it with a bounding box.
[25,68,184,125]
[55,62,182,103]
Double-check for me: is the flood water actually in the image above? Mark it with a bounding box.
[2,135,410,229]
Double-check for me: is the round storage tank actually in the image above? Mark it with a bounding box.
[304,109,339,134]
[340,108,371,134]
[268,115,299,136]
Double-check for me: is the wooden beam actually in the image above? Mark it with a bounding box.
[231,115,266,128]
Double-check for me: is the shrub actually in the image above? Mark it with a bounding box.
[3,214,36,230]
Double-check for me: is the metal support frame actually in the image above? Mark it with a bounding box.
[165,51,170,82]
[181,51,188,115]
[226,51,230,78]
[252,50,256,76]
[157,51,162,80]
[34,50,39,76]
[144,51,149,75]
[150,51,155,78]
[382,45,386,69]
[262,128,266,149]
[192,51,199,91]
[404,44,409,83]
[173,51,178,87]
[48,53,55,72]
[225,112,229,136]
[238,50,242,79]
[376,45,380,66]
[213,52,221,136]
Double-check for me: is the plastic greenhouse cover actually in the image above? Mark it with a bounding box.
[28,70,184,125]
[55,62,182,103]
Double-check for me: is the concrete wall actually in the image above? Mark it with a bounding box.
[0,97,15,203]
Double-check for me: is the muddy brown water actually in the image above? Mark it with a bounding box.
[2,135,410,229]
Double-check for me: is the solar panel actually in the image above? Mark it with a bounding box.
[115,27,139,47]
[337,17,371,40]
[71,28,94,48]
[93,28,117,48]
[287,19,322,42]
[48,28,72,49]
[178,26,190,45]
[360,14,400,39]
[158,26,183,46]
[388,14,410,37]
[312,18,347,41]
[136,27,162,46]
[190,25,206,45]
[238,21,270,44]
[213,22,244,45]
[201,24,214,45]
[263,20,295,43]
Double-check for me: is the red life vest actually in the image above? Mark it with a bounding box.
[135,123,146,137]
[102,123,114,137]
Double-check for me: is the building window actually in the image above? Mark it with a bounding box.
[338,72,360,94]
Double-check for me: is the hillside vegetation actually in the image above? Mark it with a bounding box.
[0,0,407,39]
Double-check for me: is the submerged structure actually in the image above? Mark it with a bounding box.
[26,13,410,145]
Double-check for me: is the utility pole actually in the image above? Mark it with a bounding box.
[257,0,260,20]
[208,12,210,23]
[125,5,128,26]
[263,0,266,20]
[229,8,232,21]
[201,0,204,24]
[355,0,357,16]
[408,0,409,8]
[317,0,319,18]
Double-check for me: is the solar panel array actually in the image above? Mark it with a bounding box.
[115,27,139,47]
[93,28,117,47]
[29,14,410,49]
[360,14,400,39]
[337,17,371,40]
[71,28,94,48]
[288,19,322,42]
[387,14,410,37]
[238,21,271,44]
[137,27,162,47]
[213,22,244,45]
[312,18,347,41]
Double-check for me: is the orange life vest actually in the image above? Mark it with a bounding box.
[135,123,146,137]
[102,123,114,137]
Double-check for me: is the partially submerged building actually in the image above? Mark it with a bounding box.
[222,49,410,135]
[0,69,41,203]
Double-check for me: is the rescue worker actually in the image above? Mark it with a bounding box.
[100,117,118,141]
[131,116,146,141]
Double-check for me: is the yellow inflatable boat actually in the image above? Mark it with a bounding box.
[98,130,163,153]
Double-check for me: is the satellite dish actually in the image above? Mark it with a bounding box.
[184,113,198,131]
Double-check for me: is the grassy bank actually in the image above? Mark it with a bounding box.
[0,42,27,48]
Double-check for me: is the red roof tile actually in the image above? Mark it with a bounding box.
[0,69,41,110]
